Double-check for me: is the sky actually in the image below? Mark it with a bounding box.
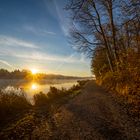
[0,0,91,77]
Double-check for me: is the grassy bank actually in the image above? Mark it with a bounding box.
[96,70,140,121]
[92,47,140,121]
[0,80,87,139]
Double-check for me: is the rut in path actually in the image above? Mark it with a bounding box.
[32,81,140,140]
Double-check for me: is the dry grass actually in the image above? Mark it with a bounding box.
[0,90,31,127]
[0,81,85,136]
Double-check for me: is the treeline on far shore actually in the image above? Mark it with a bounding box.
[0,69,88,80]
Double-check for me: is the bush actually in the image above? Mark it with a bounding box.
[77,80,89,87]
[33,84,82,108]
[98,62,140,117]
[47,87,61,99]
[0,90,31,124]
[33,92,49,107]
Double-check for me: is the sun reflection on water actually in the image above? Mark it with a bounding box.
[31,83,38,90]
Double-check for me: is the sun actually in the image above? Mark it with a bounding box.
[31,69,38,75]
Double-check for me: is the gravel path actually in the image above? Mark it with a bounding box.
[32,81,140,140]
[46,81,140,140]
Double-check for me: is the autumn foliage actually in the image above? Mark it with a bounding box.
[67,0,140,117]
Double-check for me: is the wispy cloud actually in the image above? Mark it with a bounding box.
[0,59,12,68]
[13,52,86,64]
[0,35,39,49]
[53,0,70,36]
[23,25,56,36]
[0,46,88,64]
[43,0,70,36]
[54,52,90,72]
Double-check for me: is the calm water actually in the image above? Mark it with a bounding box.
[0,79,80,101]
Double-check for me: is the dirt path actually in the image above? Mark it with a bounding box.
[31,81,140,140]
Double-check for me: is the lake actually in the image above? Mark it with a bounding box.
[0,79,82,101]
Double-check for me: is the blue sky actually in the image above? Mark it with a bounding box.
[0,0,91,76]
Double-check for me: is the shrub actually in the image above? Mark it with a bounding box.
[0,90,31,124]
[33,92,49,107]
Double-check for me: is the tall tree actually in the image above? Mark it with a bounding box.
[66,0,125,71]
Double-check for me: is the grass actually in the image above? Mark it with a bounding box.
[0,80,87,139]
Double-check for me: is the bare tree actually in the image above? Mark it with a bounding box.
[66,0,118,71]
[66,0,140,73]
